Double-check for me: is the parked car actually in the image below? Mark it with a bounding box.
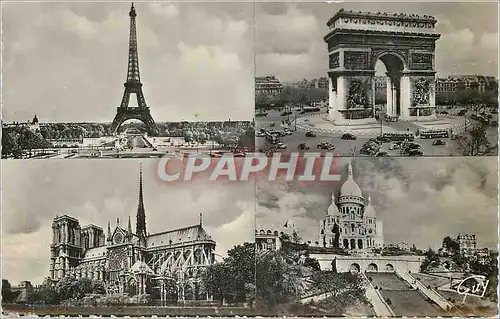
[404,142,421,150]
[376,151,389,157]
[407,149,424,156]
[341,133,357,140]
[388,143,400,150]
[317,142,335,150]
[298,143,310,150]
[305,131,316,137]
[276,143,287,150]
[432,139,446,146]
[360,148,376,156]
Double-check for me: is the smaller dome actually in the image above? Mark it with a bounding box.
[365,194,376,217]
[327,193,339,215]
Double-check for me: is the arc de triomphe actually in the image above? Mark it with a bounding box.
[325,9,441,124]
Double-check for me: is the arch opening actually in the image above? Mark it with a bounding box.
[343,238,349,249]
[385,263,395,272]
[127,278,138,296]
[350,238,356,250]
[350,263,361,274]
[117,119,148,135]
[367,263,378,272]
[374,53,406,119]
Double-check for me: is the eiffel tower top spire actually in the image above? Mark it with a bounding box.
[126,2,141,84]
[129,3,136,17]
[136,163,147,241]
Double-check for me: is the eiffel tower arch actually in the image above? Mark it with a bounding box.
[110,3,158,136]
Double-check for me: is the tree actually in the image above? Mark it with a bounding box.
[201,242,255,305]
[183,130,194,143]
[196,132,208,145]
[455,121,493,156]
[255,94,272,109]
[291,230,301,244]
[55,276,93,301]
[27,284,60,305]
[92,280,106,294]
[421,248,440,271]
[201,263,232,305]
[255,250,309,310]
[442,236,460,253]
[1,279,20,303]
[1,132,21,158]
[303,257,321,271]
[225,242,256,301]
[305,87,328,103]
[311,271,366,314]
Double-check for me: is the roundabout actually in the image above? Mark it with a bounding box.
[295,112,468,136]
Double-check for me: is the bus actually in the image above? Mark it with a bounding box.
[419,129,449,139]
[265,131,280,144]
[381,132,415,142]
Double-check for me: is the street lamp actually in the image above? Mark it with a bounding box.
[380,113,383,136]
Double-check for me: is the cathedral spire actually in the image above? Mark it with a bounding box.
[199,213,203,226]
[128,215,132,234]
[107,221,112,242]
[136,164,147,240]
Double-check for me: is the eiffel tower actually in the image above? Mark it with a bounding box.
[110,3,158,136]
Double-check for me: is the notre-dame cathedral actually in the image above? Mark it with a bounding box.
[49,166,216,301]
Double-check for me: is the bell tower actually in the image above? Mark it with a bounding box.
[50,215,83,280]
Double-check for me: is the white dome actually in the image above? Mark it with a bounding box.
[365,194,376,217]
[340,161,363,198]
[327,193,339,215]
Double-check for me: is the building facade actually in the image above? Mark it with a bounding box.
[374,75,498,105]
[255,76,283,96]
[49,168,216,301]
[320,162,384,251]
[255,222,297,251]
[435,75,498,103]
[457,234,477,258]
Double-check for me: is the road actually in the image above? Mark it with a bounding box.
[127,135,153,149]
[256,109,498,156]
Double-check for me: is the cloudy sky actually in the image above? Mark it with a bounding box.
[256,1,499,82]
[257,157,498,251]
[2,160,255,285]
[2,1,254,123]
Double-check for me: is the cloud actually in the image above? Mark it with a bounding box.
[1,160,255,285]
[257,5,319,56]
[257,157,498,250]
[149,3,179,19]
[255,2,498,81]
[2,2,254,122]
[2,224,53,286]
